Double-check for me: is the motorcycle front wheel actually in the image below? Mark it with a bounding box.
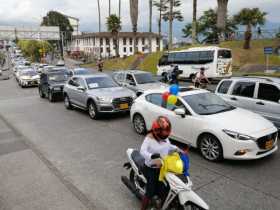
[183,202,205,210]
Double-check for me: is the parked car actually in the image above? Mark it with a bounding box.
[69,68,91,77]
[18,69,39,87]
[215,77,280,129]
[38,69,69,102]
[130,88,278,161]
[112,70,168,96]
[63,74,136,119]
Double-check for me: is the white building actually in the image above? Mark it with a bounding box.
[63,15,80,36]
[69,32,163,58]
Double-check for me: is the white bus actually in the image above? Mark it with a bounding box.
[157,46,233,80]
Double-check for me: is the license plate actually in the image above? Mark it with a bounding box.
[265,139,273,149]
[119,103,129,110]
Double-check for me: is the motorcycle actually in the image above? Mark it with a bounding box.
[121,148,209,210]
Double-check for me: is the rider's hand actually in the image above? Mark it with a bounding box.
[152,159,162,168]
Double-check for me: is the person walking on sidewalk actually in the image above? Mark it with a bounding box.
[97,59,104,72]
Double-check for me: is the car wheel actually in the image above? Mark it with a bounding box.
[48,90,54,102]
[88,101,99,120]
[133,114,147,135]
[39,88,45,98]
[64,95,73,110]
[199,134,223,161]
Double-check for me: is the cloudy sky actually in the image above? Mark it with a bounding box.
[0,0,279,39]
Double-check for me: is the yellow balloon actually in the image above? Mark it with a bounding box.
[167,95,177,105]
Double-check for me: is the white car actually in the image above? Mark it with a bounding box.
[130,88,278,161]
[18,69,40,87]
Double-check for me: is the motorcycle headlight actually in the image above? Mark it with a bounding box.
[131,93,137,99]
[223,129,256,141]
[96,96,112,103]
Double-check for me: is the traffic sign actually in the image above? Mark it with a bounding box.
[264,47,273,55]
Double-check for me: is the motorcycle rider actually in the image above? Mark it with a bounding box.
[193,67,210,88]
[140,116,180,210]
[171,65,181,85]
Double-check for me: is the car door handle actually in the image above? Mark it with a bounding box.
[256,101,264,105]
[230,97,237,101]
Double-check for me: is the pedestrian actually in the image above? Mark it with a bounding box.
[97,58,104,72]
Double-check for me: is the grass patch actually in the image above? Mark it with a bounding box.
[82,55,138,70]
[220,39,280,69]
[138,51,164,74]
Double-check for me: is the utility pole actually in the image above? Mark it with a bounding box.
[119,0,121,19]
[149,0,152,53]
[97,0,101,58]
[109,0,111,16]
[192,0,197,44]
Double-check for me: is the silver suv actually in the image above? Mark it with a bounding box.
[112,70,167,96]
[63,74,136,119]
[216,77,280,129]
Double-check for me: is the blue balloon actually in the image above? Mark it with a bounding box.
[169,85,179,95]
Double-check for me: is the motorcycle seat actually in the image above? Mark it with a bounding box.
[131,150,145,171]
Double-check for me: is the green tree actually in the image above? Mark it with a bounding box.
[162,0,183,49]
[234,8,267,49]
[18,40,52,62]
[130,0,139,53]
[217,0,229,42]
[106,14,122,57]
[182,9,237,43]
[41,11,73,58]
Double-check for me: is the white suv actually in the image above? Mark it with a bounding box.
[216,77,280,129]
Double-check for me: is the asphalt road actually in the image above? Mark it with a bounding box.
[0,63,279,210]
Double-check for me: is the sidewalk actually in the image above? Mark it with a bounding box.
[0,116,87,210]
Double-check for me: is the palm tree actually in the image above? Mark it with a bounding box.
[192,0,197,44]
[217,0,229,42]
[168,0,174,50]
[129,0,139,54]
[149,0,153,53]
[234,8,266,49]
[153,0,167,37]
[107,14,122,57]
[97,0,101,58]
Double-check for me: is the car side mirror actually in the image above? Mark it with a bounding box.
[129,81,136,86]
[77,86,86,91]
[174,108,186,118]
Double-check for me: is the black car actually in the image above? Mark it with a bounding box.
[38,69,69,102]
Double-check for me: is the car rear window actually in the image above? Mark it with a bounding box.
[217,80,232,94]
[232,82,255,98]
[258,83,280,103]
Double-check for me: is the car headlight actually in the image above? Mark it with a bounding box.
[96,96,112,103]
[223,129,256,141]
[131,93,137,99]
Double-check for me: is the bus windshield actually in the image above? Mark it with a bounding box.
[218,50,232,59]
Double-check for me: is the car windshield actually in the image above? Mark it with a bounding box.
[134,73,156,84]
[86,76,119,89]
[183,92,235,115]
[21,70,37,76]
[75,69,90,75]
[218,50,232,59]
[48,73,68,82]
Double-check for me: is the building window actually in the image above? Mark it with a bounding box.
[100,38,103,46]
[156,38,160,46]
[142,38,145,45]
[130,47,133,53]
[129,38,133,45]
[101,48,103,53]
[142,47,145,52]
[107,47,110,53]
[106,38,110,46]
[123,38,127,45]
[123,47,127,53]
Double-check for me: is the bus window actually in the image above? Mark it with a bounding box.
[218,50,232,59]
